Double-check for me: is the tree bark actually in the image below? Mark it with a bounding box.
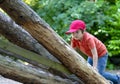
[0,54,78,84]
[0,12,83,83]
[0,41,84,84]
[0,0,109,83]
[0,39,71,76]
[0,11,59,63]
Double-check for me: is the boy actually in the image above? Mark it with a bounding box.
[66,20,120,84]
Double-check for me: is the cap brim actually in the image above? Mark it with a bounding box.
[65,31,71,34]
[65,29,78,34]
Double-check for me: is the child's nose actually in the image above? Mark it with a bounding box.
[73,32,76,35]
[72,33,77,37]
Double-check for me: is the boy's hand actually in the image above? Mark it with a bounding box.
[93,67,98,72]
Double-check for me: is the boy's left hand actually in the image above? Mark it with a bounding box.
[93,67,98,72]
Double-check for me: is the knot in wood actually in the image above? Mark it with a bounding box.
[20,15,23,18]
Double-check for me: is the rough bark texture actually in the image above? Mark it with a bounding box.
[0,0,109,84]
[0,40,71,76]
[0,55,78,84]
[0,41,84,84]
[0,11,59,63]
[0,13,83,83]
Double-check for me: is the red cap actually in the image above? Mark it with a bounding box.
[66,20,86,34]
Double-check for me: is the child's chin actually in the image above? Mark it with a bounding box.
[74,38,79,40]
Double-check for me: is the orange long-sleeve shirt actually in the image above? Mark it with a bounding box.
[71,32,107,58]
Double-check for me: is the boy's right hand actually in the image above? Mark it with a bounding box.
[93,66,98,72]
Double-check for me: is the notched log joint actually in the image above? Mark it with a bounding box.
[0,0,4,4]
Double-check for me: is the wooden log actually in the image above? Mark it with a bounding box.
[0,0,109,83]
[0,39,71,75]
[0,41,84,84]
[0,12,83,83]
[0,11,60,63]
[0,55,77,84]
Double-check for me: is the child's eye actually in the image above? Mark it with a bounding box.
[76,31,79,33]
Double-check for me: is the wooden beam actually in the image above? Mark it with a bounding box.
[0,11,60,63]
[0,55,75,84]
[0,40,71,75]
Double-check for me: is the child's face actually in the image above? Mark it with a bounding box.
[72,30,83,40]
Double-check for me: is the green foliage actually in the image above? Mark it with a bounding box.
[24,0,120,69]
[106,10,120,56]
[24,0,110,40]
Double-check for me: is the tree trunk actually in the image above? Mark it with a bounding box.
[0,12,83,83]
[0,39,71,76]
[0,54,78,84]
[0,40,84,84]
[0,11,59,63]
[0,0,109,83]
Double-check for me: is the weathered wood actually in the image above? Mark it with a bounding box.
[0,39,71,75]
[0,11,60,63]
[0,12,83,83]
[0,0,109,83]
[0,55,77,84]
[0,42,84,84]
